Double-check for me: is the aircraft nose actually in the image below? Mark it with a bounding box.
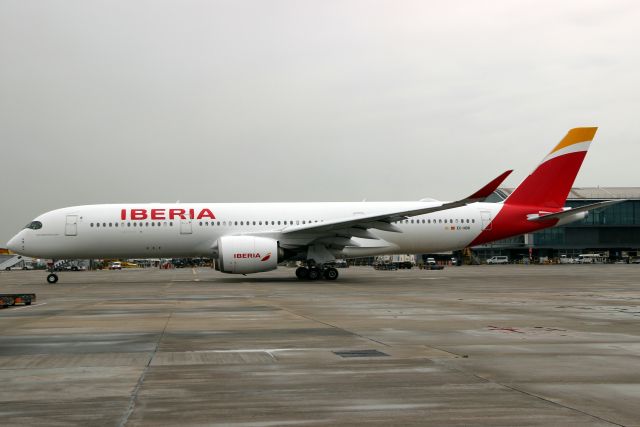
[7,233,21,253]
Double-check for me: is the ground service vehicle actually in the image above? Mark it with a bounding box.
[424,258,444,270]
[0,293,36,308]
[577,254,606,264]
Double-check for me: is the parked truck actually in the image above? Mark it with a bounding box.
[373,254,416,270]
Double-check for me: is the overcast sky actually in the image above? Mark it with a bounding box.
[1,0,639,243]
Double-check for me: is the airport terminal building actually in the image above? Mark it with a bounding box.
[475,187,640,261]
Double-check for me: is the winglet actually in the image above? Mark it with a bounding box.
[466,170,513,201]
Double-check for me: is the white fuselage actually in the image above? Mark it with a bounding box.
[7,202,503,259]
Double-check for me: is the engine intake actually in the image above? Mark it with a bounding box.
[215,236,281,274]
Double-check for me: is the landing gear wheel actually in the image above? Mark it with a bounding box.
[324,267,339,281]
[307,267,321,280]
[47,273,58,284]
[295,267,309,280]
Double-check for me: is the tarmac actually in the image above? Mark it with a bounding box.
[0,265,639,426]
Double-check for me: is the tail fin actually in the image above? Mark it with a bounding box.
[505,127,597,209]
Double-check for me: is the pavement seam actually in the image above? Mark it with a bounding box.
[118,309,173,427]
[438,360,626,427]
[496,382,626,427]
[275,305,391,348]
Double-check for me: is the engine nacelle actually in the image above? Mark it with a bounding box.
[215,236,279,274]
[555,211,588,226]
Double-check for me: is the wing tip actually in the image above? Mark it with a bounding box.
[467,170,513,200]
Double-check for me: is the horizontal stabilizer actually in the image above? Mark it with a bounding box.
[527,200,625,222]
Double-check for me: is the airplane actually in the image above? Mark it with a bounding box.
[7,127,622,284]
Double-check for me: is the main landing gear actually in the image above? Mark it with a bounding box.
[295,266,339,281]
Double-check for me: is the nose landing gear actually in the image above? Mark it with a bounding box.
[45,259,60,284]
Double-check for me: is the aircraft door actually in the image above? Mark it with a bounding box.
[180,219,192,234]
[480,211,492,231]
[65,215,78,236]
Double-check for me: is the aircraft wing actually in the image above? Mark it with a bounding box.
[527,199,625,222]
[276,170,513,240]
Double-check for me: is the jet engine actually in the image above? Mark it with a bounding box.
[214,236,281,274]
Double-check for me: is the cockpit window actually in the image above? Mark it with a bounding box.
[25,221,42,230]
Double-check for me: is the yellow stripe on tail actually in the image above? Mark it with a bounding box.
[549,127,598,155]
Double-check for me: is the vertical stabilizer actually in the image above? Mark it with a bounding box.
[505,127,597,209]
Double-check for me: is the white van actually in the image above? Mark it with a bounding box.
[577,254,606,264]
[559,255,575,264]
[487,256,509,264]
